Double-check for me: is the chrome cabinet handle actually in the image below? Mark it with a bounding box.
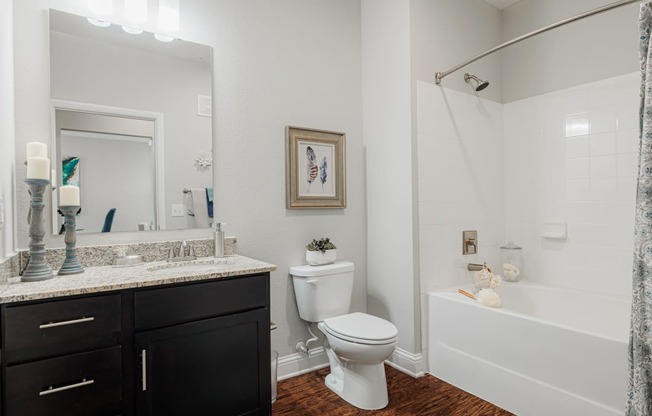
[39,316,95,329]
[39,378,94,396]
[141,349,147,391]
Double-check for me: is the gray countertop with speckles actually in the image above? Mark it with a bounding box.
[0,254,276,304]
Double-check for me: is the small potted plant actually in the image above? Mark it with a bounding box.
[305,237,337,266]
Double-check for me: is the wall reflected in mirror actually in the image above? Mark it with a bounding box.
[49,9,213,236]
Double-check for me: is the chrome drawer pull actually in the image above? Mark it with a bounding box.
[141,349,147,391]
[39,316,95,329]
[39,378,94,396]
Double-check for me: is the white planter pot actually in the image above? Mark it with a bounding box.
[306,249,337,266]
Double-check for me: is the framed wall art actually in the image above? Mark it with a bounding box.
[286,126,346,209]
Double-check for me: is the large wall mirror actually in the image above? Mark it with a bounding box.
[48,9,213,236]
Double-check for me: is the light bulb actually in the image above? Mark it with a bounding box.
[154,33,175,42]
[159,0,179,32]
[122,26,144,35]
[87,17,111,27]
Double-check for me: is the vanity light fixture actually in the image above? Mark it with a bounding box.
[124,0,148,24]
[154,33,175,42]
[87,0,112,16]
[159,0,180,32]
[87,17,111,27]
[122,26,144,35]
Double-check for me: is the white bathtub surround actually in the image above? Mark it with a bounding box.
[417,82,505,293]
[504,72,639,298]
[428,283,628,416]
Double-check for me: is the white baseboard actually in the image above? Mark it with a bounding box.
[277,347,329,381]
[386,347,425,378]
[276,346,424,381]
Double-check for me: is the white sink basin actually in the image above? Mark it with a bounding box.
[147,258,236,275]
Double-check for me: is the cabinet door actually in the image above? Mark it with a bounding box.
[135,308,271,416]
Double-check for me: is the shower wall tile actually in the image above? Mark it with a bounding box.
[416,81,504,292]
[504,72,639,297]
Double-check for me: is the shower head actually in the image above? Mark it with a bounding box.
[464,73,490,92]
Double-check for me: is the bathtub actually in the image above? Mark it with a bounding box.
[427,282,630,416]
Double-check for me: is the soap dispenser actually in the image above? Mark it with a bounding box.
[213,222,226,258]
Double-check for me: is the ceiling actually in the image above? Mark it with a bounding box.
[484,0,521,9]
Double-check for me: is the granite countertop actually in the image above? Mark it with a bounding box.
[0,255,277,304]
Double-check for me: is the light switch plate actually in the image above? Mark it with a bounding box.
[171,204,185,217]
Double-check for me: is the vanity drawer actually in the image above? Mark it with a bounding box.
[135,274,268,330]
[5,346,122,416]
[4,294,121,363]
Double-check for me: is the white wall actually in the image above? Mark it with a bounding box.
[362,0,421,373]
[1,0,15,260]
[13,0,366,364]
[504,73,639,298]
[411,0,503,103]
[210,0,366,364]
[502,0,639,102]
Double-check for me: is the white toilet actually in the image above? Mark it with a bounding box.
[290,261,398,410]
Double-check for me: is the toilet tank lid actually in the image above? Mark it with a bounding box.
[290,261,354,277]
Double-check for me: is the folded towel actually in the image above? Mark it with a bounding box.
[184,188,211,228]
[206,188,214,219]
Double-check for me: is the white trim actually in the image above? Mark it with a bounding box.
[276,347,329,381]
[49,99,166,232]
[385,347,425,378]
[276,346,425,382]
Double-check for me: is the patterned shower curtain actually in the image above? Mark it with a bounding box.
[627,3,652,415]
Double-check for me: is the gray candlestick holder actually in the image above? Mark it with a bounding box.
[58,205,84,276]
[22,178,54,282]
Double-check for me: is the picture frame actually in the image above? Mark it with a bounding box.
[286,126,346,209]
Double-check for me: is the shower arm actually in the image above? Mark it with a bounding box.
[434,0,640,85]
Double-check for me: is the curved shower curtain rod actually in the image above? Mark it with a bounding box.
[434,0,641,85]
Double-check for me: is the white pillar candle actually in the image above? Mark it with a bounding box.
[26,157,50,180]
[26,142,48,159]
[59,185,80,206]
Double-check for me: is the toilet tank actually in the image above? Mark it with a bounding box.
[290,261,354,322]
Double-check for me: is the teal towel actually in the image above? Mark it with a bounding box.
[206,188,214,218]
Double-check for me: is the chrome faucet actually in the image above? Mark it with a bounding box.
[166,240,197,262]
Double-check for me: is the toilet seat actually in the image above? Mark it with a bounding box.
[322,312,398,345]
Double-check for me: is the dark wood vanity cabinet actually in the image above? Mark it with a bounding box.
[0,272,271,416]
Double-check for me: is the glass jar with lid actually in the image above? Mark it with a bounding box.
[500,241,522,282]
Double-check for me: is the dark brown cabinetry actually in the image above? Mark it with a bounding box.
[0,272,271,416]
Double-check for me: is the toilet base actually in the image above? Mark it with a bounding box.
[324,359,389,410]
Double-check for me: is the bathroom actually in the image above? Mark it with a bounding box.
[0,0,646,415]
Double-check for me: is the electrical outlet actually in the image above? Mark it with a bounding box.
[171,204,185,217]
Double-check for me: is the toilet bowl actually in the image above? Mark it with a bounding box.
[290,262,399,410]
[318,312,398,410]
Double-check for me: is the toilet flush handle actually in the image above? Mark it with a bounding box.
[305,278,318,285]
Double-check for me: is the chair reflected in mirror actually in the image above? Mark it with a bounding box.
[101,208,116,233]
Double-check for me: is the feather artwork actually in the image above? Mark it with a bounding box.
[319,156,328,188]
[306,146,318,186]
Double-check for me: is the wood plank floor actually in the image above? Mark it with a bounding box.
[272,365,514,415]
